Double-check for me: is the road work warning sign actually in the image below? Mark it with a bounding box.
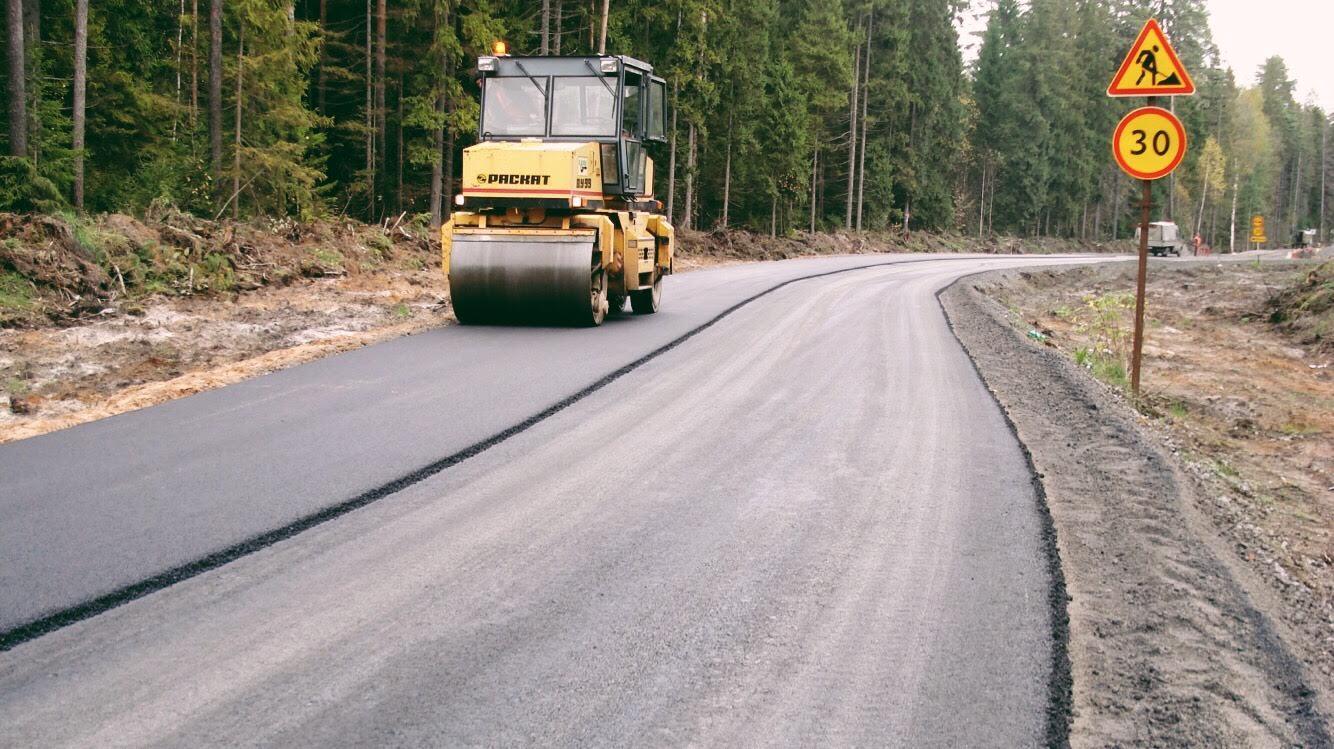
[1108,18,1195,97]
[1112,106,1187,180]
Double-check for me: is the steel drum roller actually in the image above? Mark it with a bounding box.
[449,234,603,325]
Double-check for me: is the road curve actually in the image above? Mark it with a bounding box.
[0,255,1113,745]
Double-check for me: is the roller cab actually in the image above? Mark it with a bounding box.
[443,51,673,326]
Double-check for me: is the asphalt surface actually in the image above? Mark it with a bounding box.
[2,254,1110,745]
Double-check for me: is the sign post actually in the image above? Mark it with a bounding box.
[1108,19,1194,395]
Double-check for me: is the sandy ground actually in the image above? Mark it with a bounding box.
[943,260,1332,746]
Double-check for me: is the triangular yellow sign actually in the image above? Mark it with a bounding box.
[1108,19,1195,97]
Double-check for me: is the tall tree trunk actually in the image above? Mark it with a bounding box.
[209,0,223,185]
[428,6,445,229]
[553,0,562,54]
[375,0,387,194]
[233,24,243,220]
[6,0,27,156]
[430,113,444,228]
[845,38,859,230]
[770,193,776,237]
[597,0,608,54]
[396,74,404,213]
[978,165,986,239]
[22,0,37,164]
[1229,176,1238,252]
[810,147,818,232]
[540,0,550,54]
[317,0,327,115]
[1321,119,1328,244]
[855,12,871,231]
[444,126,455,205]
[174,0,184,141]
[1195,165,1208,237]
[365,0,374,216]
[682,121,696,231]
[191,0,199,132]
[666,80,677,222]
[720,112,732,229]
[1291,151,1302,232]
[72,0,87,208]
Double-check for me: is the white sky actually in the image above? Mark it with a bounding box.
[956,0,1334,112]
[1208,0,1334,110]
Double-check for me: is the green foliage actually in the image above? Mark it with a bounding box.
[0,158,67,213]
[0,0,1320,245]
[1069,291,1134,389]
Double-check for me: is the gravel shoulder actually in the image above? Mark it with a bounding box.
[939,268,1332,747]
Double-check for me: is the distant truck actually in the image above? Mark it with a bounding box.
[1294,229,1317,249]
[1136,221,1189,257]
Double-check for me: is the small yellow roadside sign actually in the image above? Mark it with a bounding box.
[1108,18,1195,97]
[1112,106,1187,180]
[1250,215,1266,244]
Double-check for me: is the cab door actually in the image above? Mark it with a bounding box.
[620,69,648,196]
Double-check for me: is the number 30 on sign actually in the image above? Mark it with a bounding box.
[1112,106,1187,180]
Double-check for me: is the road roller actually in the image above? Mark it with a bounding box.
[442,48,674,326]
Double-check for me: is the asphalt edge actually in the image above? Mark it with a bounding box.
[2,254,1007,652]
[934,278,1073,749]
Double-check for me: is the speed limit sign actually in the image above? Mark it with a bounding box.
[1112,106,1187,180]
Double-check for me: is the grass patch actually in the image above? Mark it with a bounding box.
[0,271,35,310]
[3,376,29,397]
[313,248,345,269]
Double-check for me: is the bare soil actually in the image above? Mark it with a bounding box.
[1,211,448,442]
[943,258,1333,746]
[1,213,1125,444]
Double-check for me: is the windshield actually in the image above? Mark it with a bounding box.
[551,76,617,137]
[482,77,547,137]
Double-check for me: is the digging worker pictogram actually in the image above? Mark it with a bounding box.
[1135,45,1160,85]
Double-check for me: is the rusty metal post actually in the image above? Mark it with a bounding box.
[1130,177,1150,395]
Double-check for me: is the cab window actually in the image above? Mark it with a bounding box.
[481,77,547,137]
[647,79,666,141]
[623,71,643,138]
[551,76,617,137]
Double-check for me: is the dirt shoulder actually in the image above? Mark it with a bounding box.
[940,261,1332,746]
[1,212,1127,444]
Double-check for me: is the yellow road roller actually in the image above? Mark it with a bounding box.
[442,50,674,326]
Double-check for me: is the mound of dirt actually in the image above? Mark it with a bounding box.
[1268,260,1334,352]
[0,211,437,328]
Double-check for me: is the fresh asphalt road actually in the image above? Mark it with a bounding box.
[2,254,1112,746]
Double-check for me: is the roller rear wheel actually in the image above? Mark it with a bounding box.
[580,269,609,327]
[630,274,662,315]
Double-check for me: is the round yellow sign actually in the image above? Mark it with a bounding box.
[1112,106,1187,180]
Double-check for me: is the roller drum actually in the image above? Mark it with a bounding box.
[449,234,604,325]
